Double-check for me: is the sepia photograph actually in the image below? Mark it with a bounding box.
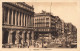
[2,2,77,48]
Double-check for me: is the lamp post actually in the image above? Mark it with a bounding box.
[41,34,44,48]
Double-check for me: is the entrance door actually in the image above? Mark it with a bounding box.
[12,32,16,44]
[2,30,8,44]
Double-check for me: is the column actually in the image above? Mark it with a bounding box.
[18,12,20,26]
[25,16,26,26]
[2,7,4,24]
[21,31,26,44]
[15,11,17,26]
[15,30,20,44]
[27,15,29,27]
[3,8,6,24]
[26,15,28,27]
[7,9,10,24]
[24,14,25,26]
[8,30,13,45]
[26,31,30,46]
[28,15,30,26]
[21,13,23,26]
[31,17,33,26]
[11,10,13,25]
[30,16,31,26]
[22,13,24,26]
[31,31,34,45]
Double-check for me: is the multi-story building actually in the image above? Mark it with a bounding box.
[2,2,34,48]
[67,23,77,43]
[55,16,62,38]
[34,11,56,42]
[72,25,77,46]
[64,23,77,47]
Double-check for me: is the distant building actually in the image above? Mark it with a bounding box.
[64,23,77,47]
[67,23,77,42]
[55,16,62,38]
[34,11,56,41]
[2,2,34,48]
[72,25,77,43]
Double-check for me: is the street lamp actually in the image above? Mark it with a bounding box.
[41,34,45,48]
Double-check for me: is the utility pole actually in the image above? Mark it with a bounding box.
[42,34,45,48]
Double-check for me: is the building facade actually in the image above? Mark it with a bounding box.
[55,16,62,38]
[34,11,56,42]
[64,23,77,47]
[2,2,34,48]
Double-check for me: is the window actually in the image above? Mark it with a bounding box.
[46,18,49,21]
[46,22,49,24]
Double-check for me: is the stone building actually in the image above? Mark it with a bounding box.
[34,11,56,42]
[2,2,34,48]
[64,23,77,47]
[55,16,62,38]
[67,23,77,43]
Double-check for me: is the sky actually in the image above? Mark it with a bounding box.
[26,1,78,28]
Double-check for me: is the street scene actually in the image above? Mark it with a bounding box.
[2,2,77,48]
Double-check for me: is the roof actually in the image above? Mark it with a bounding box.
[3,2,34,9]
[34,10,55,18]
